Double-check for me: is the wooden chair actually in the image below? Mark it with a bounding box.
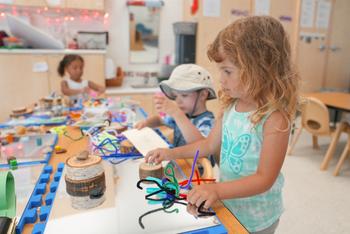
[287,97,334,155]
[185,158,214,179]
[288,97,350,171]
[333,125,350,176]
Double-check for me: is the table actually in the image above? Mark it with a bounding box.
[22,126,248,234]
[306,92,350,170]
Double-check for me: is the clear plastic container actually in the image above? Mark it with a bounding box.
[3,37,24,48]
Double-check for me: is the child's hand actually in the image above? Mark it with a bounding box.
[153,96,181,117]
[145,148,170,164]
[134,120,147,129]
[187,184,219,211]
[82,86,90,94]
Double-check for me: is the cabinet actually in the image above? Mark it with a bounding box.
[0,54,50,121]
[0,52,105,121]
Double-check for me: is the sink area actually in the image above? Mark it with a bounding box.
[130,84,158,88]
[130,76,159,88]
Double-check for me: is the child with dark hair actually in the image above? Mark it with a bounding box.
[58,54,105,103]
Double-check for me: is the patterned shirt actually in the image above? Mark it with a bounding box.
[220,104,284,232]
[164,111,215,147]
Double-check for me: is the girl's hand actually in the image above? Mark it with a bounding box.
[145,148,171,164]
[134,120,147,130]
[82,86,90,94]
[153,96,181,117]
[187,184,219,210]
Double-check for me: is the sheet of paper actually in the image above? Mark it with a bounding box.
[32,62,48,72]
[255,0,270,15]
[203,0,221,17]
[316,0,331,29]
[122,127,169,156]
[0,0,13,4]
[300,0,315,28]
[47,0,62,6]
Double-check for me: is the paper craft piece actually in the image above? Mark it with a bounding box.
[255,0,270,16]
[122,127,169,156]
[203,0,221,17]
[316,0,331,29]
[0,0,13,4]
[33,62,49,73]
[300,0,315,28]
[47,0,62,6]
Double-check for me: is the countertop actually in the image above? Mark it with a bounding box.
[106,81,160,95]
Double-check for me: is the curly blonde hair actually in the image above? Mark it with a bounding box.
[208,16,300,126]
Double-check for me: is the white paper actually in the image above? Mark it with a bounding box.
[255,0,270,16]
[316,0,331,29]
[32,62,48,72]
[203,0,221,17]
[122,127,169,156]
[0,0,13,4]
[300,0,315,28]
[47,0,62,6]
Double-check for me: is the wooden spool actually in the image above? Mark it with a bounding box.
[120,139,138,154]
[139,162,163,181]
[11,107,33,118]
[12,107,27,115]
[65,151,106,209]
[43,97,54,109]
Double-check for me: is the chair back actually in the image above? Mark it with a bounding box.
[301,97,330,135]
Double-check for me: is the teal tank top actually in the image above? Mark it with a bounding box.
[220,103,284,232]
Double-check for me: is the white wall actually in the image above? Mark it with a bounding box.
[105,0,183,74]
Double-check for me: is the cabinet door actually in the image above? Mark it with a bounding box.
[66,0,104,10]
[0,54,50,121]
[296,0,332,92]
[47,54,105,95]
[323,0,350,89]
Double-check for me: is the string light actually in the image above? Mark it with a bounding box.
[0,5,107,29]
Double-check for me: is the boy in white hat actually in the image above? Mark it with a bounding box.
[135,64,216,163]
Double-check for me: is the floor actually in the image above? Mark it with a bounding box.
[277,130,350,234]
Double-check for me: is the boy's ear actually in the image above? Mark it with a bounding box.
[199,89,209,100]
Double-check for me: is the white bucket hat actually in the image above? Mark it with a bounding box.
[159,64,216,100]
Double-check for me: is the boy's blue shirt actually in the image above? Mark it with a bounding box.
[164,111,215,147]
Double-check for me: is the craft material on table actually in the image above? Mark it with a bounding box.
[122,127,169,156]
[0,133,57,167]
[139,162,163,181]
[0,164,45,220]
[0,116,67,128]
[65,151,106,209]
[0,170,16,218]
[136,151,216,229]
[45,159,223,234]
